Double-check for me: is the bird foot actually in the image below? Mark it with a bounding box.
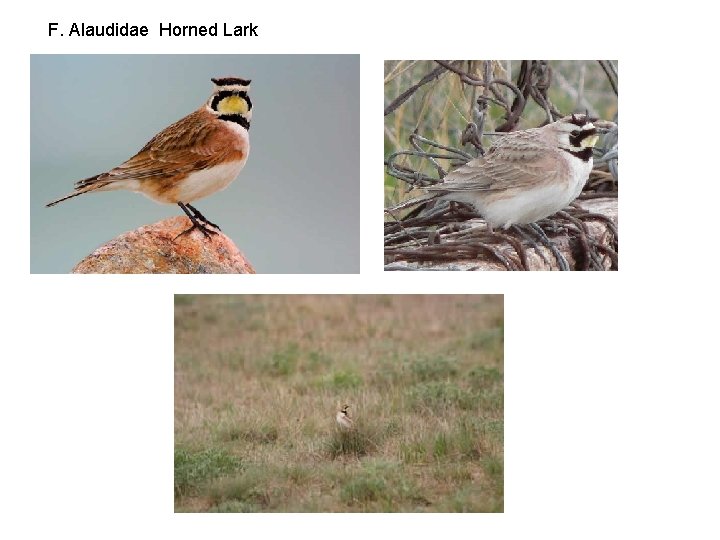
[174,220,219,241]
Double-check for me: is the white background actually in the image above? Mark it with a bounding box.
[3,0,720,538]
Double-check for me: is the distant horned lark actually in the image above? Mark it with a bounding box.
[388,114,600,229]
[336,405,354,429]
[46,77,253,239]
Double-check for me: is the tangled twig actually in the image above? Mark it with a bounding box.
[384,60,618,271]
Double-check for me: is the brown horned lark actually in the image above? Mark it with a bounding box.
[336,405,354,429]
[46,77,253,239]
[389,114,600,229]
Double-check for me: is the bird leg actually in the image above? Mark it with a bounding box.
[175,202,219,240]
[186,203,222,231]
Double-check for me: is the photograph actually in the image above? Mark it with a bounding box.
[384,60,618,271]
[31,54,360,273]
[174,295,504,512]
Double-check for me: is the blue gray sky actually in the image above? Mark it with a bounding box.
[31,55,359,273]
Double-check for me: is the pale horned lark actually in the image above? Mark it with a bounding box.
[389,114,600,229]
[336,405,353,429]
[46,77,253,239]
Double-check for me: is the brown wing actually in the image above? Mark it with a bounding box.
[425,128,570,194]
[79,108,245,187]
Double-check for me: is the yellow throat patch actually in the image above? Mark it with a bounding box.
[581,134,599,148]
[217,95,248,115]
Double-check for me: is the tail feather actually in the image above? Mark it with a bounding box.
[385,192,442,214]
[46,174,104,207]
[74,173,102,190]
[46,190,88,207]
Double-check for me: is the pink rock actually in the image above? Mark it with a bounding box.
[71,216,255,274]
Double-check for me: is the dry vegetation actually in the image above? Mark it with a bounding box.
[384,60,618,207]
[175,295,503,512]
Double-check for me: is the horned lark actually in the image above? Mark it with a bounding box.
[389,114,600,229]
[336,405,353,429]
[46,77,253,239]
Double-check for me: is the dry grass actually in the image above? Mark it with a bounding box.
[175,295,503,512]
[384,60,618,207]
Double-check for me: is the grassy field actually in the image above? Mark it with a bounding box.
[174,295,503,512]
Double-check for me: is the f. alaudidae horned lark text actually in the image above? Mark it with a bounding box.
[389,114,600,229]
[46,77,253,239]
[336,405,353,429]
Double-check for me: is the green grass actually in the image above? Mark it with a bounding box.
[214,422,279,444]
[174,447,243,498]
[262,343,300,375]
[175,295,503,512]
[207,468,272,511]
[400,440,428,464]
[408,381,478,411]
[409,355,458,381]
[341,474,388,505]
[432,432,449,460]
[321,369,363,389]
[468,365,503,388]
[327,424,378,458]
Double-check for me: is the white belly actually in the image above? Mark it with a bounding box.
[482,183,577,228]
[476,156,592,228]
[336,412,353,429]
[173,158,248,203]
